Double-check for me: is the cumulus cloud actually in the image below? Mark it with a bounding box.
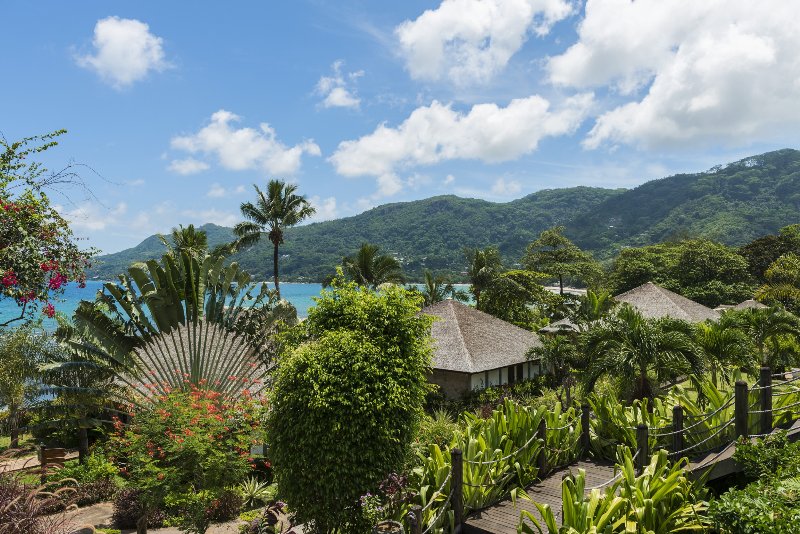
[546,0,800,148]
[316,61,363,109]
[491,177,522,196]
[330,93,592,196]
[75,16,169,89]
[207,183,246,198]
[443,174,456,186]
[168,158,210,175]
[180,208,239,228]
[308,196,338,222]
[170,110,321,175]
[57,202,127,231]
[396,0,573,85]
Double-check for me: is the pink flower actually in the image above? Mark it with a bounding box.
[1,270,18,287]
[43,303,55,318]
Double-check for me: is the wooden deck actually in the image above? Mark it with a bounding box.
[463,460,617,534]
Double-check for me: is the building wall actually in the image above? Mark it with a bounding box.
[468,362,543,391]
[430,369,471,398]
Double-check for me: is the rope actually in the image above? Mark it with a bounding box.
[421,490,453,534]
[772,399,800,414]
[651,411,734,438]
[593,415,638,430]
[462,429,541,466]
[547,420,579,432]
[683,398,734,420]
[420,471,452,513]
[670,418,734,457]
[588,450,640,490]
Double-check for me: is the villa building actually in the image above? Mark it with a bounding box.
[421,300,542,398]
[614,282,719,322]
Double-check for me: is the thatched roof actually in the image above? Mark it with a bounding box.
[613,282,719,322]
[715,299,767,312]
[538,317,579,334]
[421,300,541,374]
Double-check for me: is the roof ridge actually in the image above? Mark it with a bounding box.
[449,302,476,374]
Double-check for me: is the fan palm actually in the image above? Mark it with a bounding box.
[341,243,405,289]
[234,180,316,299]
[582,305,704,401]
[464,246,502,310]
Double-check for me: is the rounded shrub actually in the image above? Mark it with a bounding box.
[268,282,432,533]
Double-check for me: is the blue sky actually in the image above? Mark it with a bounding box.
[3,0,799,254]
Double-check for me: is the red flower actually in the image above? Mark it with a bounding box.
[43,303,55,318]
[1,270,18,287]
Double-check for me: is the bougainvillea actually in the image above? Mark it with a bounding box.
[108,384,266,533]
[0,131,95,325]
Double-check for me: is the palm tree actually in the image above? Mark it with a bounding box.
[529,335,580,406]
[234,180,316,299]
[464,246,502,310]
[418,270,463,306]
[730,307,800,366]
[694,316,750,387]
[582,305,704,401]
[575,289,615,326]
[158,224,208,259]
[341,243,405,289]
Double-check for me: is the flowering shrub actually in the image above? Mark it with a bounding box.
[108,386,265,533]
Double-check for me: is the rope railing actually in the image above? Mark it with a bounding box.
[421,489,453,534]
[420,471,452,513]
[462,428,542,466]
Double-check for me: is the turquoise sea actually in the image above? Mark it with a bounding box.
[0,281,469,330]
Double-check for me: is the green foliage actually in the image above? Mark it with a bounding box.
[239,477,275,509]
[268,281,432,533]
[47,454,120,485]
[480,270,557,328]
[159,224,209,260]
[740,224,800,282]
[523,226,600,293]
[727,307,800,367]
[414,270,467,306]
[608,239,754,307]
[0,130,96,326]
[464,246,503,309]
[340,243,405,288]
[732,431,800,481]
[519,449,708,534]
[756,253,800,313]
[108,388,261,534]
[234,180,316,298]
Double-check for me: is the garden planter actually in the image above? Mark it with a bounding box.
[373,520,404,534]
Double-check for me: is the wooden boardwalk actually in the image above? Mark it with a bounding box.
[463,460,617,534]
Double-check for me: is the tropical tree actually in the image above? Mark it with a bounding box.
[756,253,800,313]
[158,224,208,260]
[234,180,315,299]
[416,270,466,306]
[694,317,751,386]
[523,226,599,295]
[0,131,95,325]
[481,270,556,329]
[0,323,54,448]
[464,246,502,309]
[341,243,405,289]
[528,335,580,406]
[574,289,615,325]
[740,224,800,282]
[728,307,800,367]
[581,305,704,401]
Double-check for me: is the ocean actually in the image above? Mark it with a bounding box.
[0,281,470,330]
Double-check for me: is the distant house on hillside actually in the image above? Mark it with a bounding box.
[421,300,543,398]
[714,299,768,312]
[614,282,719,322]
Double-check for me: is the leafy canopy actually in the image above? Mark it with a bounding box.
[523,226,599,294]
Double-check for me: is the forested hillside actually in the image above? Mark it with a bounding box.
[89,149,800,282]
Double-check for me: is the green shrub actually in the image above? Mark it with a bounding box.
[733,431,800,480]
[269,281,432,533]
[710,477,800,533]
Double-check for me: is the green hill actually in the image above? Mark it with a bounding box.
[89,149,800,282]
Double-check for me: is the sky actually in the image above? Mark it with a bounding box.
[3,0,800,254]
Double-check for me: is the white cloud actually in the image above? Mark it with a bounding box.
[170,110,321,175]
[443,174,456,186]
[180,208,238,228]
[168,158,210,175]
[126,179,146,187]
[316,61,363,109]
[75,16,169,89]
[490,177,523,196]
[308,196,338,222]
[396,0,573,85]
[547,0,800,149]
[330,93,592,197]
[206,183,246,198]
[57,202,127,231]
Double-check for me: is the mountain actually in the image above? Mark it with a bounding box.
[89,149,800,282]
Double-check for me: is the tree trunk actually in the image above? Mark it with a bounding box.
[78,427,89,465]
[136,514,148,534]
[559,274,564,295]
[273,241,281,299]
[9,405,19,449]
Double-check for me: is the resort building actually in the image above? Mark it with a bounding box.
[421,300,543,398]
[613,282,719,322]
[714,299,768,312]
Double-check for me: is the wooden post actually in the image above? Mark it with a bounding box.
[537,419,547,475]
[409,505,422,534]
[760,366,772,435]
[671,405,683,462]
[580,404,591,457]
[735,380,749,439]
[451,448,463,533]
[636,424,649,475]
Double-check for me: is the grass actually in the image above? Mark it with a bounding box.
[0,433,38,454]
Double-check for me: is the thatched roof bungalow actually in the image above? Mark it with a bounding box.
[715,299,768,312]
[538,317,579,335]
[421,300,543,398]
[613,282,719,322]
